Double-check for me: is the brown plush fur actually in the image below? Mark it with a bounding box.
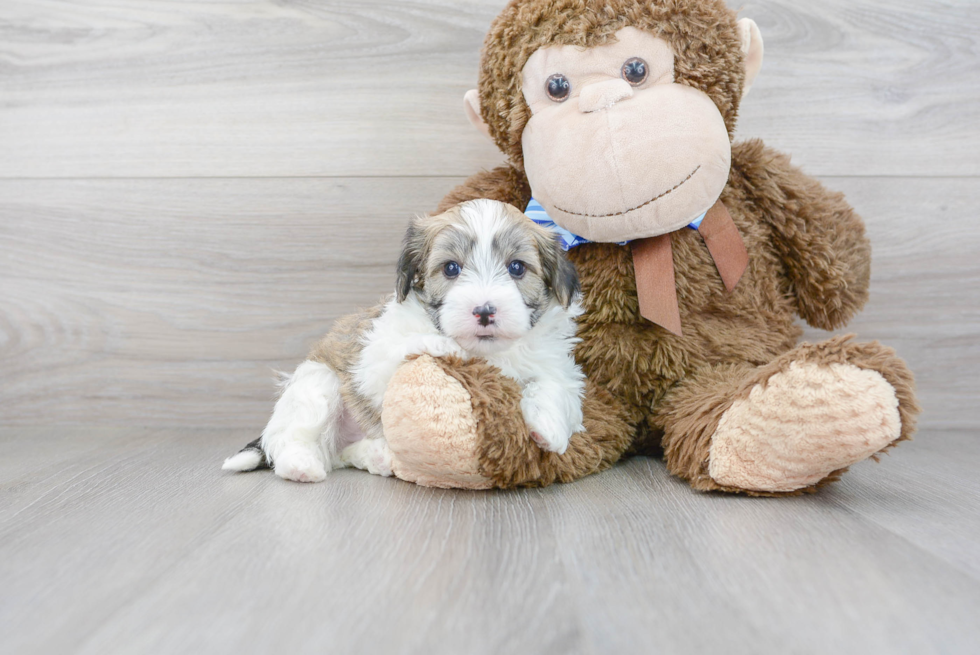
[656,335,919,496]
[435,140,918,491]
[424,356,634,488]
[407,0,921,492]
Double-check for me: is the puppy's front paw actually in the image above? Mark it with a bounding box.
[406,335,465,360]
[274,444,328,483]
[521,397,574,455]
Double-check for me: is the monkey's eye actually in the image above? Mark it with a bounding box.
[545,74,571,102]
[508,261,526,278]
[443,261,461,278]
[622,58,648,86]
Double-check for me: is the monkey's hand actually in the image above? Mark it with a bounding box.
[734,140,871,330]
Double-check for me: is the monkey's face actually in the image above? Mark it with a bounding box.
[520,27,732,243]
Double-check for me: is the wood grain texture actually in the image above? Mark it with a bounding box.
[0,427,978,655]
[0,176,461,427]
[1,176,976,430]
[1,0,978,178]
[736,0,980,176]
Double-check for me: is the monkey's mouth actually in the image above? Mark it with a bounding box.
[553,165,701,219]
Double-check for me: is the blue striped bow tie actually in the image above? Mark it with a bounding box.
[524,196,746,337]
[525,197,706,250]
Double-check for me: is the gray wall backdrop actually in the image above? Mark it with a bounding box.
[1,0,978,431]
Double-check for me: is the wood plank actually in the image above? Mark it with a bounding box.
[0,427,580,655]
[1,176,976,430]
[0,176,462,428]
[1,0,977,178]
[736,0,980,176]
[1,427,978,654]
[831,431,980,583]
[0,0,506,178]
[539,452,980,654]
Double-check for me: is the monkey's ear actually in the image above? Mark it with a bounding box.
[738,18,764,98]
[396,219,426,302]
[535,232,580,309]
[464,89,494,142]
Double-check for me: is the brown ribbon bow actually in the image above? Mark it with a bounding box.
[630,200,748,336]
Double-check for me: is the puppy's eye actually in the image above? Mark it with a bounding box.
[546,74,571,102]
[508,261,526,278]
[622,58,648,86]
[443,261,461,278]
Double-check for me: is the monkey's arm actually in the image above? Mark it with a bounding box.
[731,139,871,330]
[436,166,532,214]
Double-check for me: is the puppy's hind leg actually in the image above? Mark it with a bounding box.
[261,360,344,483]
[340,438,394,477]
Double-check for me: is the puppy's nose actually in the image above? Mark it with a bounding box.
[579,78,633,113]
[473,304,496,327]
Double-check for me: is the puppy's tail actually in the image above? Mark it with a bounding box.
[222,437,270,472]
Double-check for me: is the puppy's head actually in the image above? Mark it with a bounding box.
[396,199,579,355]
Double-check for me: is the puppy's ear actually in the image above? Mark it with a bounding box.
[535,231,580,309]
[396,217,426,302]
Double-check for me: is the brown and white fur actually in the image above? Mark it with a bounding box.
[222,199,584,483]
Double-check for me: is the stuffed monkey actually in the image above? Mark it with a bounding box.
[380,0,920,494]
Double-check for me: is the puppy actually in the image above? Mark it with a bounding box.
[222,199,585,483]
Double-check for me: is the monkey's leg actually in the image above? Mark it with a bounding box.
[656,335,919,495]
[381,355,634,489]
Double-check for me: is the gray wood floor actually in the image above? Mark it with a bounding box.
[2,427,979,654]
[2,1,979,653]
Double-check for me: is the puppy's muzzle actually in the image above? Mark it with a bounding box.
[473,303,496,327]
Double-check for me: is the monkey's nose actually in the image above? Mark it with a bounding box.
[473,304,496,327]
[579,79,634,113]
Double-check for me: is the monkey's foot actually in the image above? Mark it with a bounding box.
[707,360,902,493]
[382,355,494,490]
[382,355,634,490]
